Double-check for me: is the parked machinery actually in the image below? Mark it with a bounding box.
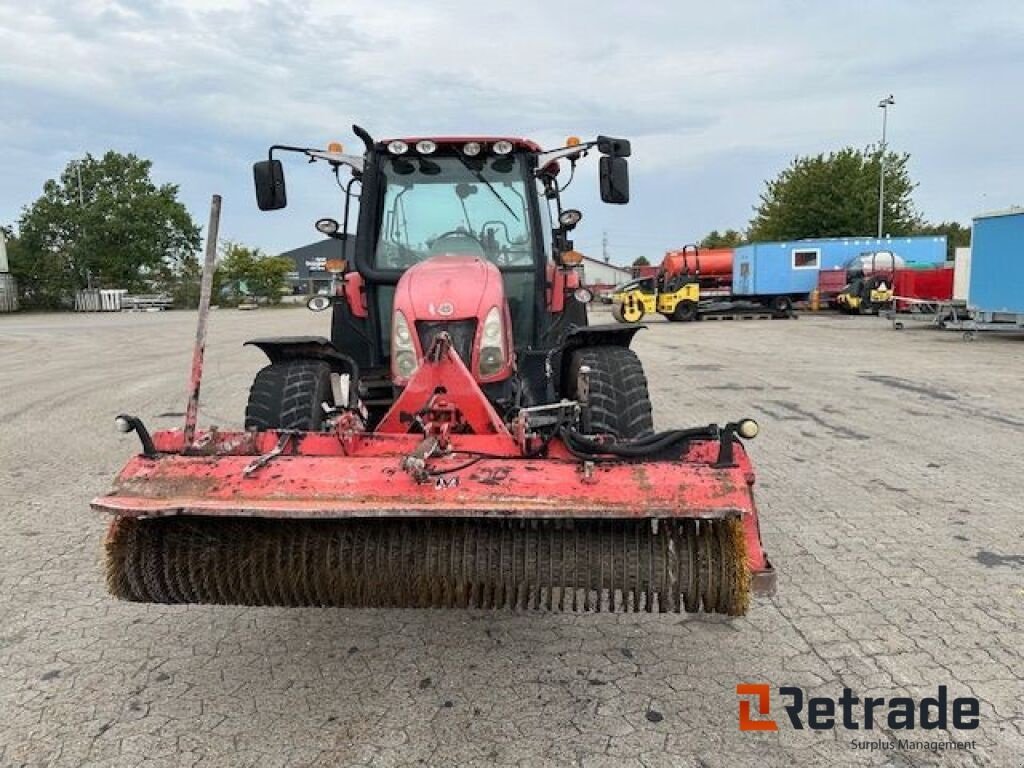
[94,127,775,614]
[836,251,903,315]
[611,245,733,323]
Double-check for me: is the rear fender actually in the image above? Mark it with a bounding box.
[554,324,644,395]
[245,337,360,378]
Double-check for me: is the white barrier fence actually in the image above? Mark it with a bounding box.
[75,289,127,311]
[75,289,174,312]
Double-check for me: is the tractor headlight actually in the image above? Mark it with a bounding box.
[392,310,418,379]
[478,306,506,377]
[395,351,418,378]
[492,140,513,155]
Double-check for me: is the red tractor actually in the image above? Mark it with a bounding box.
[95,127,774,614]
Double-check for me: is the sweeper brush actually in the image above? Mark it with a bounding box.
[95,128,774,615]
[105,516,751,614]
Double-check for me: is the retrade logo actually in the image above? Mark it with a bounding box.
[737,684,778,731]
[737,684,980,732]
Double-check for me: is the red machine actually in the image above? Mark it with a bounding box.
[817,268,848,306]
[892,267,954,310]
[664,247,733,279]
[95,128,774,614]
[663,246,734,295]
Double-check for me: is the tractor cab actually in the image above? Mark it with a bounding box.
[252,128,633,422]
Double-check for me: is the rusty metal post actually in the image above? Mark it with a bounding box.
[184,194,222,446]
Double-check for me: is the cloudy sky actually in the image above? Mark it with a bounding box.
[2,0,1022,264]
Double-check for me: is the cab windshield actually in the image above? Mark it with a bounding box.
[375,154,536,270]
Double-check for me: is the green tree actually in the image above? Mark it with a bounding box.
[161,252,203,308]
[700,229,746,248]
[748,145,922,241]
[12,152,200,308]
[632,256,650,267]
[217,242,293,303]
[913,221,970,260]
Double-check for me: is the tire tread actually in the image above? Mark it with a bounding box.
[244,360,332,431]
[570,347,654,437]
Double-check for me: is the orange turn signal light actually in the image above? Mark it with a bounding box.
[566,136,581,147]
[560,250,584,266]
[327,141,343,153]
[325,258,348,274]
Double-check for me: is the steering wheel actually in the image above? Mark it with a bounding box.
[429,230,486,256]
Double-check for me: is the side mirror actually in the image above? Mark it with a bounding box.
[599,157,630,204]
[253,159,287,210]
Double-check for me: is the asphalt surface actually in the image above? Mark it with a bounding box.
[1,306,1022,767]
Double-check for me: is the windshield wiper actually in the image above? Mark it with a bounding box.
[459,157,519,221]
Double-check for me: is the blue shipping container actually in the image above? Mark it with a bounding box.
[969,209,1024,315]
[732,236,947,297]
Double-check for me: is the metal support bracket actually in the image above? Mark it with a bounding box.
[243,432,293,477]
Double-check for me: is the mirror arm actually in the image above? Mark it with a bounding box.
[534,143,595,174]
[268,144,311,162]
[305,149,365,172]
[268,144,365,173]
[341,176,360,241]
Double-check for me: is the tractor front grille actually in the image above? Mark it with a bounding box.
[417,320,477,367]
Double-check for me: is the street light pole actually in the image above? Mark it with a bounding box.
[75,161,85,206]
[877,94,895,239]
[72,157,92,289]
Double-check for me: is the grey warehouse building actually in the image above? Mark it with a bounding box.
[280,239,354,295]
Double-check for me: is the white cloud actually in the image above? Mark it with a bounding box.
[1,0,1022,253]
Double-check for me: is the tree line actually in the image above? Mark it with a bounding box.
[3,152,292,309]
[4,145,969,309]
[697,145,969,259]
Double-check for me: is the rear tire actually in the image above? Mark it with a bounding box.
[568,346,654,437]
[770,296,793,316]
[672,300,697,322]
[245,360,333,431]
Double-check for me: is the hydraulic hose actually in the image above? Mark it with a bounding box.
[559,425,720,461]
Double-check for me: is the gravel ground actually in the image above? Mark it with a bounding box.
[0,307,1021,767]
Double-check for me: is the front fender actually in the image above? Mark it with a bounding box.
[244,336,359,378]
[553,324,646,395]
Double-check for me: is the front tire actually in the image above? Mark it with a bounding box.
[245,360,333,431]
[568,347,654,437]
[612,299,645,324]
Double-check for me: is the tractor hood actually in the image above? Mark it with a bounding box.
[396,255,503,322]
